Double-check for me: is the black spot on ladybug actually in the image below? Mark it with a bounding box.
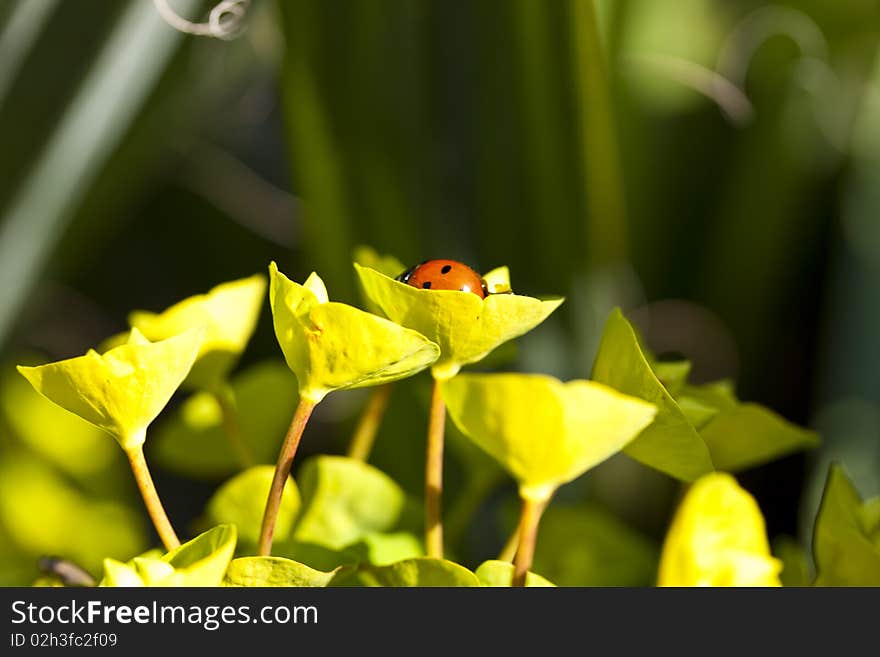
[422,281,432,289]
[440,264,452,274]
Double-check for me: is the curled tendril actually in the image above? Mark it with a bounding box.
[153,0,251,40]
[627,5,844,133]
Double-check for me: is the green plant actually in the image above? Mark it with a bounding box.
[14,250,870,588]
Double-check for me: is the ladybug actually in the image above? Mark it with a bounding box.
[396,259,488,298]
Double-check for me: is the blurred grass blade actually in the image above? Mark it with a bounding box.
[0,0,198,345]
[569,0,628,266]
[0,0,59,108]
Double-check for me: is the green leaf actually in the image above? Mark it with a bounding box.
[658,473,781,586]
[352,245,405,317]
[152,361,299,479]
[699,403,820,473]
[292,455,408,549]
[530,503,658,587]
[0,452,146,576]
[203,466,300,549]
[223,557,338,587]
[813,465,880,586]
[475,560,555,587]
[591,308,714,481]
[652,360,692,397]
[344,531,423,566]
[16,328,203,450]
[442,372,656,501]
[355,263,563,379]
[99,525,238,587]
[335,557,480,587]
[129,274,266,392]
[159,525,238,587]
[270,262,439,402]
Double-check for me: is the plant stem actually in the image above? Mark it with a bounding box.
[425,378,446,558]
[512,495,546,587]
[258,398,316,556]
[126,445,180,552]
[346,383,393,461]
[214,388,253,468]
[499,494,551,563]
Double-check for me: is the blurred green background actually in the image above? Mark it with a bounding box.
[1,0,879,585]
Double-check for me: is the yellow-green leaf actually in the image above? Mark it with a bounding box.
[813,465,880,586]
[129,274,266,392]
[658,473,782,586]
[270,262,439,402]
[334,557,480,587]
[292,455,407,549]
[16,328,203,450]
[591,308,714,481]
[442,373,656,501]
[223,556,338,587]
[354,263,563,379]
[353,246,405,316]
[99,525,237,587]
[699,403,820,472]
[475,560,555,587]
[204,466,300,549]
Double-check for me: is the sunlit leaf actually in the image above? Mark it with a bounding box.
[16,328,203,450]
[658,473,781,586]
[152,360,298,479]
[99,525,237,587]
[699,403,820,473]
[591,308,714,481]
[355,264,563,379]
[344,531,423,566]
[223,556,338,587]
[203,466,300,549]
[442,372,656,501]
[813,465,880,586]
[129,274,266,392]
[334,557,480,587]
[292,455,408,549]
[475,560,555,587]
[270,262,439,402]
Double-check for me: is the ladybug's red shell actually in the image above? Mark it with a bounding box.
[396,259,487,298]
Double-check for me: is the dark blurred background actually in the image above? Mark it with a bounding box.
[1,0,878,585]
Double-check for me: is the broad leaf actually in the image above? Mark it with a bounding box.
[658,473,781,586]
[335,557,479,587]
[475,560,555,587]
[293,456,407,549]
[813,465,880,586]
[442,372,656,501]
[224,556,338,587]
[355,264,563,379]
[591,308,714,481]
[270,263,439,402]
[129,274,266,392]
[699,403,819,472]
[203,466,300,548]
[17,328,202,449]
